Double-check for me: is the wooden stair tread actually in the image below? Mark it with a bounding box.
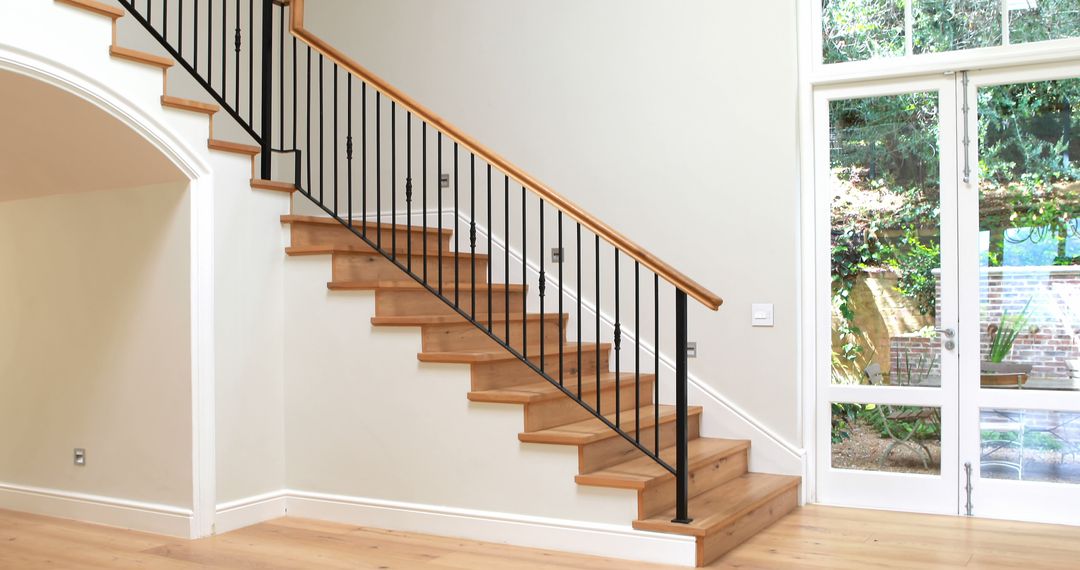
[469,372,655,405]
[161,95,219,115]
[57,0,124,18]
[208,139,260,155]
[110,46,174,68]
[419,342,609,364]
[282,214,454,235]
[251,179,296,193]
[575,438,748,489]
[330,281,525,292]
[372,312,564,326]
[287,245,488,258]
[632,473,800,537]
[519,405,703,445]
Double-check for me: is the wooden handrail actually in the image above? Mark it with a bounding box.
[287,0,723,311]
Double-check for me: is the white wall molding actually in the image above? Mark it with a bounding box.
[285,490,697,567]
[215,491,288,534]
[0,482,192,538]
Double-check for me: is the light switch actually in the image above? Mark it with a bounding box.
[752,303,774,327]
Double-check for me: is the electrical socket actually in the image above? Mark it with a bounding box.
[686,342,698,359]
[551,247,564,263]
[73,448,86,466]
[440,174,450,188]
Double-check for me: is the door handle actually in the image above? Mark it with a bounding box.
[935,328,955,338]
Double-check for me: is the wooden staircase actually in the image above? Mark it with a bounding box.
[58,0,801,565]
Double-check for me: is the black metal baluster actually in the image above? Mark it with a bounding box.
[333,65,339,216]
[293,37,297,152]
[615,250,621,428]
[469,154,476,318]
[207,0,211,84]
[247,0,252,124]
[259,0,271,179]
[577,222,582,399]
[595,235,601,412]
[361,82,366,237]
[376,91,381,247]
[279,2,284,150]
[453,143,460,308]
[220,0,225,96]
[163,0,168,41]
[305,47,311,191]
[318,53,324,204]
[635,261,640,442]
[654,274,660,454]
[486,164,492,331]
[403,112,406,273]
[673,289,691,524]
[539,199,545,372]
[521,185,527,357]
[504,176,510,344]
[147,0,152,31]
[178,0,182,55]
[194,0,199,73]
[422,123,428,281]
[395,102,399,260]
[347,74,353,227]
[234,0,239,113]
[558,211,564,387]
[437,133,443,294]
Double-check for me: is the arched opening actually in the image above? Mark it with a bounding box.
[0,69,196,525]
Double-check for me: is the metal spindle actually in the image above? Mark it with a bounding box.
[376,91,381,246]
[279,2,284,150]
[163,0,168,41]
[470,154,476,318]
[318,53,324,203]
[504,176,510,343]
[194,0,199,72]
[220,0,225,97]
[595,235,601,412]
[333,65,339,215]
[454,143,460,308]
[361,82,366,236]
[234,0,239,112]
[347,74,353,227]
[487,164,492,331]
[615,249,621,428]
[178,0,183,54]
[654,274,660,453]
[391,101,397,259]
[673,289,691,524]
[521,185,527,357]
[247,0,252,123]
[407,111,413,272]
[422,123,428,281]
[577,222,582,398]
[207,0,211,82]
[437,133,443,294]
[259,0,272,179]
[305,47,311,191]
[539,198,545,372]
[635,261,640,442]
[558,211,564,387]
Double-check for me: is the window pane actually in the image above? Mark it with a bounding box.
[823,0,906,63]
[913,0,1003,53]
[833,403,942,474]
[981,409,1080,484]
[830,93,942,387]
[1010,0,1080,44]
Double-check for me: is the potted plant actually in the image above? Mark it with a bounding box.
[981,300,1034,387]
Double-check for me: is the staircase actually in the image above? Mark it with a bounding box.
[55,0,800,565]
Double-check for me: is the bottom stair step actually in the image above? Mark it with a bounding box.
[632,473,800,566]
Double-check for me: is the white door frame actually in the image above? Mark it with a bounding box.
[957,60,1080,526]
[813,73,961,513]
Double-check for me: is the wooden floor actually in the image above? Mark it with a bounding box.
[2,505,1080,569]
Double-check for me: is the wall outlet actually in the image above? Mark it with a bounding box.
[440,174,450,188]
[686,342,698,358]
[73,448,86,466]
[752,303,774,327]
[551,247,564,263]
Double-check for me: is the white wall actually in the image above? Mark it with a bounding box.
[0,182,192,510]
[297,0,804,456]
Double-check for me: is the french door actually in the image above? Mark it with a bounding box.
[816,63,1080,524]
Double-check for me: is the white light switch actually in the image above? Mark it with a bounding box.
[752,303,774,327]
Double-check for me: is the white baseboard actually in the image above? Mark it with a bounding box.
[285,490,698,567]
[215,490,288,534]
[0,481,193,537]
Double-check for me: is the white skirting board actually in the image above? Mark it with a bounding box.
[215,490,698,567]
[0,482,193,538]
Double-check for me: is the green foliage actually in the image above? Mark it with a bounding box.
[987,299,1033,363]
[822,0,905,63]
[1010,0,1080,44]
[912,0,1001,54]
[862,406,939,440]
[982,430,1065,452]
[889,228,941,316]
[831,402,865,444]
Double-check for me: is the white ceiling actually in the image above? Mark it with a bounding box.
[0,70,185,202]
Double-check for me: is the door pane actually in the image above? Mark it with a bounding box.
[913,0,1003,53]
[980,408,1080,484]
[830,93,943,387]
[977,79,1080,391]
[833,402,943,474]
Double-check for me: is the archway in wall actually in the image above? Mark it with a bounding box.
[0,69,197,535]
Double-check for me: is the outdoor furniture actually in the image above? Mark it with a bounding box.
[980,410,1025,478]
[864,363,938,469]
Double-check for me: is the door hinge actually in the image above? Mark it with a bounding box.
[961,71,972,185]
[964,462,974,516]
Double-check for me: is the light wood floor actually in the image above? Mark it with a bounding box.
[3,505,1080,569]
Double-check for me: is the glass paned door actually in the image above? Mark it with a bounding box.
[959,64,1080,525]
[816,76,960,512]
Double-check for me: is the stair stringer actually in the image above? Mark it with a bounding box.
[282,252,697,566]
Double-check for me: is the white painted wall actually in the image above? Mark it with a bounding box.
[0,182,192,509]
[293,0,805,466]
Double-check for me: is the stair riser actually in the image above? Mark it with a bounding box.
[375,288,525,317]
[579,414,701,474]
[469,349,609,392]
[696,485,798,566]
[524,380,655,432]
[289,221,450,253]
[332,251,489,285]
[420,318,565,352]
[638,449,749,520]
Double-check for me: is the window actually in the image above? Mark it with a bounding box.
[822,0,1080,64]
